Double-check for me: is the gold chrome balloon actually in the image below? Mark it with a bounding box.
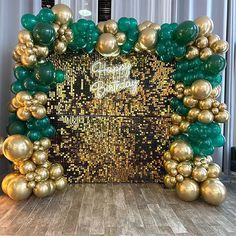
[18,30,33,44]
[97,22,105,33]
[214,111,229,123]
[52,4,73,25]
[192,166,208,182]
[27,181,36,189]
[47,179,56,195]
[164,160,178,173]
[207,34,220,47]
[32,150,48,165]
[191,80,212,100]
[138,28,157,50]
[34,45,49,58]
[40,138,51,149]
[185,46,199,60]
[16,91,32,106]
[179,121,190,133]
[35,167,49,181]
[198,110,214,123]
[176,174,184,183]
[34,92,47,105]
[54,40,67,54]
[149,23,160,31]
[0,137,4,155]
[104,19,118,34]
[211,40,229,54]
[1,173,19,194]
[33,181,50,198]
[115,32,126,45]
[55,176,67,190]
[169,125,180,136]
[164,174,176,188]
[21,53,37,67]
[176,178,200,202]
[195,36,208,49]
[3,135,33,163]
[170,140,193,162]
[187,108,200,121]
[31,105,46,119]
[183,96,198,108]
[7,175,32,200]
[201,179,226,205]
[207,163,221,178]
[199,47,212,60]
[177,161,192,177]
[218,103,227,111]
[19,160,36,174]
[49,163,64,180]
[163,151,172,161]
[194,16,214,36]
[40,160,52,169]
[199,98,213,110]
[171,113,182,124]
[25,172,35,181]
[138,21,152,32]
[17,107,31,121]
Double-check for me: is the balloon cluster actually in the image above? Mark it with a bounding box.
[1,135,67,200]
[163,140,226,205]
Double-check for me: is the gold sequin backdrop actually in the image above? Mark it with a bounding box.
[47,51,174,183]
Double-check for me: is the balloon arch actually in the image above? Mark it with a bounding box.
[0,4,229,205]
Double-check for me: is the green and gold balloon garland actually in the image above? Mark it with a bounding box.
[0,4,229,204]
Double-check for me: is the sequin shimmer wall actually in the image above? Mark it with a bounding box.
[47,51,174,183]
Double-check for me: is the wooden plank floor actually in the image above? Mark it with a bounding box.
[0,183,236,236]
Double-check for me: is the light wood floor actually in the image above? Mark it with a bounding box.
[0,183,236,236]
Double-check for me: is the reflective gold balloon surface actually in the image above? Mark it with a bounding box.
[164,174,176,188]
[176,178,200,202]
[49,163,64,180]
[195,36,208,49]
[170,140,193,162]
[207,163,221,178]
[169,125,180,136]
[55,176,67,190]
[115,32,126,46]
[149,23,160,31]
[40,138,51,149]
[34,45,49,58]
[179,121,190,133]
[211,40,229,53]
[185,46,199,60]
[183,96,198,108]
[163,151,172,161]
[192,166,208,182]
[31,105,46,119]
[18,30,33,44]
[25,172,35,181]
[187,108,200,121]
[176,174,184,183]
[19,160,36,174]
[40,160,52,169]
[201,179,226,205]
[97,22,105,33]
[16,91,32,106]
[7,175,32,200]
[47,179,56,195]
[177,161,192,177]
[3,135,33,162]
[214,111,229,123]
[17,107,31,121]
[104,20,118,34]
[138,21,152,31]
[199,98,213,110]
[54,40,67,54]
[194,16,214,36]
[35,167,49,181]
[171,113,182,124]
[32,150,48,165]
[191,80,212,100]
[199,47,212,60]
[138,28,157,50]
[33,181,50,198]
[207,34,220,47]
[34,92,48,105]
[1,173,19,194]
[165,160,178,173]
[52,4,73,25]
[0,137,5,155]
[198,110,214,123]
[21,53,37,67]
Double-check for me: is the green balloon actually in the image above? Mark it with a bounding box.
[129,18,138,29]
[23,77,38,91]
[127,29,139,42]
[121,41,133,53]
[7,120,27,135]
[174,21,199,45]
[84,43,94,54]
[204,55,226,75]
[37,84,51,93]
[21,14,38,31]
[27,130,42,141]
[33,22,55,46]
[211,135,225,147]
[42,125,56,137]
[35,116,50,128]
[174,46,186,57]
[77,19,88,31]
[118,17,130,32]
[37,8,55,23]
[55,69,66,83]
[11,81,24,94]
[14,66,31,81]
[34,61,55,85]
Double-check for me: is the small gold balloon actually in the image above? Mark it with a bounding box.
[32,150,48,165]
[214,111,229,123]
[134,42,142,52]
[16,91,32,106]
[199,98,213,110]
[27,181,36,189]
[171,113,182,124]
[194,16,214,36]
[34,45,49,58]
[138,21,152,32]
[206,155,213,164]
[179,121,190,133]
[104,19,118,34]
[7,175,32,200]
[18,30,33,44]
[165,160,178,173]
[187,108,200,121]
[201,179,226,205]
[40,138,51,149]
[34,92,48,105]
[96,33,119,57]
[52,4,73,25]
[35,167,49,181]
[40,160,52,169]
[35,175,42,182]
[198,110,214,123]
[97,21,105,33]
[208,33,220,47]
[19,160,36,174]
[192,166,208,182]
[211,107,219,115]
[176,174,184,183]
[9,103,17,112]
[164,174,176,188]
[1,173,19,194]
[49,163,64,180]
[195,36,208,49]
[53,23,60,36]
[185,46,199,60]
[115,32,126,46]
[31,105,47,119]
[199,47,212,60]
[64,29,73,42]
[170,140,193,162]
[211,40,229,54]
[21,53,37,67]
[12,51,21,62]
[33,181,51,198]
[25,172,35,181]
[55,176,67,190]
[47,179,56,195]
[163,151,172,161]
[218,103,227,111]
[183,96,198,108]
[176,178,200,202]
[170,169,178,177]
[138,28,157,50]
[169,125,180,136]
[54,40,67,54]
[177,161,192,177]
[191,80,212,100]
[149,23,160,31]
[3,135,33,163]
[17,107,31,121]
[207,163,221,178]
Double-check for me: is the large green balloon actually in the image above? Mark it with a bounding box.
[14,67,31,81]
[204,55,226,75]
[34,61,55,85]
[37,8,55,23]
[33,22,55,46]
[174,21,199,45]
[21,14,38,31]
[7,121,27,135]
[118,17,130,32]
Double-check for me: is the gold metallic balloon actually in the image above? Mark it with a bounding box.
[9,103,17,112]
[192,166,208,182]
[176,178,200,202]
[171,113,182,124]
[179,121,190,133]
[200,179,226,205]
[199,98,213,110]
[33,181,51,198]
[170,169,178,177]
[64,29,73,42]
[49,163,64,180]
[198,110,214,123]
[40,160,52,169]
[34,92,48,105]
[104,19,118,34]
[170,140,193,162]
[1,173,19,194]
[55,176,67,190]
[169,125,180,136]
[53,23,60,36]
[25,172,35,181]
[12,50,21,62]
[16,91,32,106]
[0,137,5,155]
[115,32,126,46]
[164,174,176,188]
[138,21,152,32]
[183,88,192,96]
[97,21,105,33]
[19,160,36,174]
[96,33,119,57]
[134,42,142,52]
[207,163,221,178]
[183,96,198,108]
[32,150,48,165]
[185,46,199,60]
[195,36,208,49]
[191,80,212,100]
[21,53,37,67]
[199,47,212,60]
[52,4,73,25]
[218,103,227,111]
[206,155,213,164]
[163,151,172,161]
[35,167,49,181]
[194,16,214,36]
[149,23,160,31]
[34,175,42,182]
[17,107,31,121]
[18,30,33,44]
[3,135,33,163]
[211,40,229,54]
[40,138,51,150]
[214,111,229,123]
[176,174,184,183]
[7,175,32,200]
[164,160,178,173]
[47,179,56,195]
[34,45,49,58]
[187,108,200,121]
[31,105,47,119]
[138,28,157,50]
[177,161,192,177]
[15,43,27,55]
[207,33,220,47]
[27,181,36,189]
[54,40,67,54]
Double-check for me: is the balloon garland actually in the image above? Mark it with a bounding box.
[0,4,229,204]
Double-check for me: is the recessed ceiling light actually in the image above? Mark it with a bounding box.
[79,9,92,17]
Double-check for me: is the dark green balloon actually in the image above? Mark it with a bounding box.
[34,61,55,85]
[35,116,50,128]
[14,66,31,81]
[127,29,139,42]
[37,8,55,23]
[11,81,24,94]
[37,84,51,93]
[23,77,38,91]
[42,125,56,137]
[121,41,133,54]
[27,130,42,142]
[21,14,38,31]
[7,120,27,135]
[55,70,66,83]
[174,21,199,45]
[204,55,226,75]
[129,18,138,29]
[33,22,55,46]
[118,17,130,32]
[211,134,225,147]
[77,19,89,31]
